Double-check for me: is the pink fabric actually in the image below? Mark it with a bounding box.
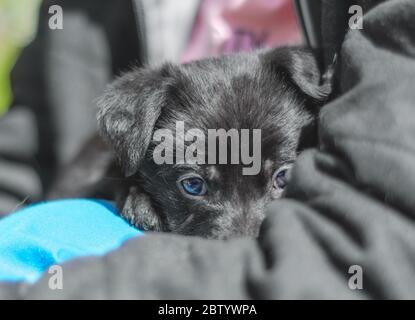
[181,0,303,63]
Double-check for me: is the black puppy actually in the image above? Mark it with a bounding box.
[51,47,330,239]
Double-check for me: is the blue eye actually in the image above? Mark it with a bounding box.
[273,167,291,190]
[179,176,207,196]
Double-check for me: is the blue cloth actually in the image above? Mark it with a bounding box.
[0,199,142,283]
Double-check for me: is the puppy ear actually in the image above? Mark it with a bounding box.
[97,65,173,176]
[261,47,332,103]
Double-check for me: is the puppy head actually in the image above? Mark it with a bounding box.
[98,47,330,239]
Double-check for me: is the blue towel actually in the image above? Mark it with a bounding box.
[0,199,142,283]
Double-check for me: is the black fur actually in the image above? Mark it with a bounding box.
[53,47,331,239]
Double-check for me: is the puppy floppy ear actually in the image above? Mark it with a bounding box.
[261,47,332,103]
[97,65,173,176]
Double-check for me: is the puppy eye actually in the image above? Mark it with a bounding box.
[179,176,207,196]
[272,165,292,190]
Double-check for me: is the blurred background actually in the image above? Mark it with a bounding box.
[0,0,40,115]
[0,0,304,115]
